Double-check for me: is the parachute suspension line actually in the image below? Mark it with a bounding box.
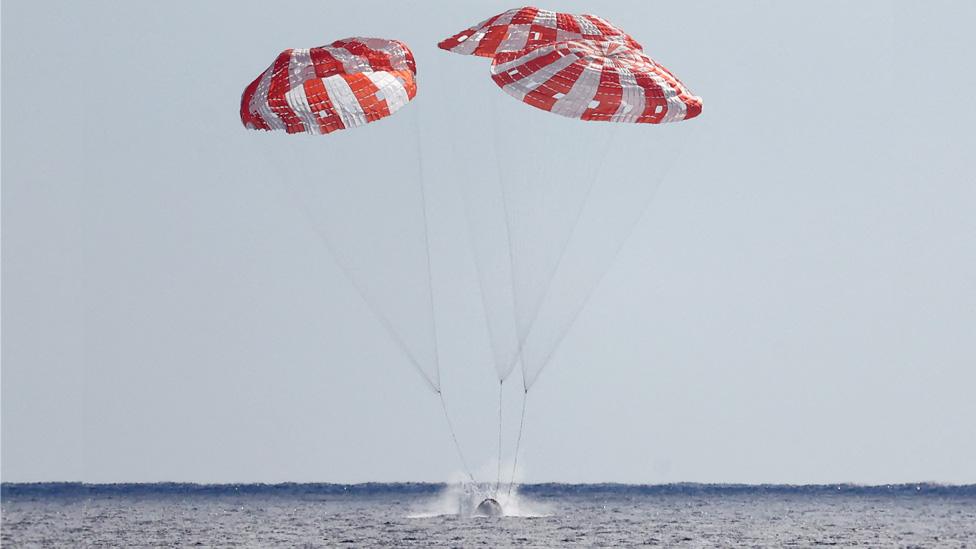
[507,389,529,498]
[412,109,477,484]
[438,390,476,483]
[455,135,509,381]
[524,124,703,391]
[411,107,442,388]
[489,94,524,367]
[516,130,617,364]
[495,379,504,494]
[488,93,616,378]
[259,145,438,392]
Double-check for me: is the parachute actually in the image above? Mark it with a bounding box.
[490,40,702,123]
[241,37,417,135]
[438,6,642,58]
[239,36,436,387]
[241,37,477,481]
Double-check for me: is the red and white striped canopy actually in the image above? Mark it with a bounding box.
[439,6,642,59]
[241,37,417,135]
[490,40,702,124]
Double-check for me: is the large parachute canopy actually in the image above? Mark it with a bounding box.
[241,37,417,135]
[438,6,642,58]
[490,40,701,124]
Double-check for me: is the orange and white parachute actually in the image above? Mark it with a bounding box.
[438,6,642,58]
[240,37,417,135]
[490,40,701,124]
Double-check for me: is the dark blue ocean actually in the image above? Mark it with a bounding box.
[3,482,975,547]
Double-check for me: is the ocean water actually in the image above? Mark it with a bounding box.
[2,483,974,547]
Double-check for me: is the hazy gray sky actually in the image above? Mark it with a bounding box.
[3,0,974,484]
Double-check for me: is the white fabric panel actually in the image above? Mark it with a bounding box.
[610,67,646,123]
[321,74,366,129]
[550,59,603,119]
[365,71,409,114]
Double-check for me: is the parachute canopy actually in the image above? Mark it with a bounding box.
[490,40,702,124]
[241,37,417,135]
[438,6,642,58]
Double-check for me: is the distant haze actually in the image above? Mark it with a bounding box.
[3,0,974,484]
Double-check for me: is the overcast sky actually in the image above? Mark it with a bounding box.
[3,0,974,484]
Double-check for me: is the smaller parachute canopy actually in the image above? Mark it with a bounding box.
[490,40,702,124]
[241,37,417,135]
[438,6,642,58]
